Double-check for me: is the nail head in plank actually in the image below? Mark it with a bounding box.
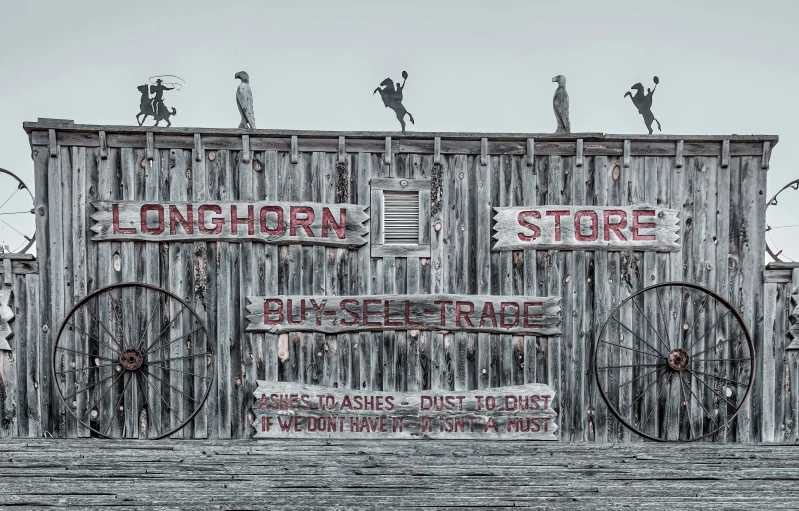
[194,134,203,161]
[433,137,441,165]
[291,135,298,164]
[623,140,631,168]
[242,135,251,164]
[721,139,730,168]
[48,129,57,157]
[480,138,488,166]
[675,140,684,168]
[146,132,154,164]
[384,137,392,166]
[576,139,584,167]
[526,138,535,166]
[98,131,108,160]
[338,136,347,164]
[762,141,772,170]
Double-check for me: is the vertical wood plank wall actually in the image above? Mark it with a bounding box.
[4,127,793,442]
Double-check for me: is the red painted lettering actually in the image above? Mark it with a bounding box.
[500,302,520,329]
[363,299,381,326]
[523,301,543,328]
[139,204,164,234]
[112,204,138,234]
[517,211,541,242]
[289,206,315,237]
[321,207,346,239]
[603,210,627,241]
[169,205,193,235]
[384,300,403,327]
[260,206,284,235]
[286,299,306,325]
[263,298,284,325]
[546,210,571,241]
[340,299,360,326]
[433,300,453,327]
[198,205,223,234]
[632,210,656,240]
[310,299,327,326]
[231,205,254,235]
[455,301,475,327]
[574,210,598,242]
[479,302,496,327]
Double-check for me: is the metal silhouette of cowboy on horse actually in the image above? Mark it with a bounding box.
[136,75,183,127]
[374,71,414,132]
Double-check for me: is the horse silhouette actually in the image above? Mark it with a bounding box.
[624,77,661,134]
[136,82,177,127]
[374,71,414,132]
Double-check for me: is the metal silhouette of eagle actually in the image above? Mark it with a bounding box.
[235,71,256,129]
[552,75,570,134]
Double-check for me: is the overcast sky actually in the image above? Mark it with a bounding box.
[0,0,797,259]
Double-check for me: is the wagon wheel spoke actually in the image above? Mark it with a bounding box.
[630,296,670,355]
[54,283,213,439]
[134,368,161,438]
[595,282,754,442]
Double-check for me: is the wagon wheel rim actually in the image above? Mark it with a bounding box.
[0,168,36,253]
[594,282,755,442]
[52,282,214,439]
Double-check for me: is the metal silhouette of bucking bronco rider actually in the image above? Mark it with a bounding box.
[137,76,183,127]
[374,71,415,133]
[624,76,661,134]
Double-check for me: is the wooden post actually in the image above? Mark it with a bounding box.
[242,135,251,163]
[575,139,583,167]
[48,129,57,157]
[762,141,772,170]
[721,139,730,168]
[481,138,488,166]
[338,136,346,165]
[384,137,392,166]
[99,131,108,160]
[623,140,631,168]
[290,135,298,164]
[433,137,441,165]
[194,134,203,162]
[527,138,535,166]
[146,132,154,166]
[675,140,684,168]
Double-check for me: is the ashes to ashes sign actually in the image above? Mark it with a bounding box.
[493,204,680,252]
[246,294,562,335]
[90,200,369,248]
[253,382,558,440]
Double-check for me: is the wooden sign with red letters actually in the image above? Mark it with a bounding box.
[253,381,558,440]
[246,294,562,335]
[90,200,369,247]
[493,204,680,252]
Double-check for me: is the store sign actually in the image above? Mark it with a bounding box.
[246,294,562,335]
[253,382,558,440]
[90,201,369,247]
[493,204,680,252]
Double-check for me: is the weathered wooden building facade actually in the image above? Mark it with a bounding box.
[0,119,795,443]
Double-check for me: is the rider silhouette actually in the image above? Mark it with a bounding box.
[374,71,414,132]
[150,79,174,117]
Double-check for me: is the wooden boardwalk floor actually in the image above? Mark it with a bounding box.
[1,440,798,509]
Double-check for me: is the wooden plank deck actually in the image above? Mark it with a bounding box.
[1,440,798,509]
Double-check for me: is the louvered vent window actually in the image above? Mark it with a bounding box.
[383,191,419,244]
[370,177,431,258]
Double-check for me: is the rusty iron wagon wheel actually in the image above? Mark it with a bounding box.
[594,282,754,442]
[53,282,214,439]
[0,167,36,253]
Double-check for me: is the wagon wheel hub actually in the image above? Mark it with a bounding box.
[667,348,690,371]
[120,349,143,371]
